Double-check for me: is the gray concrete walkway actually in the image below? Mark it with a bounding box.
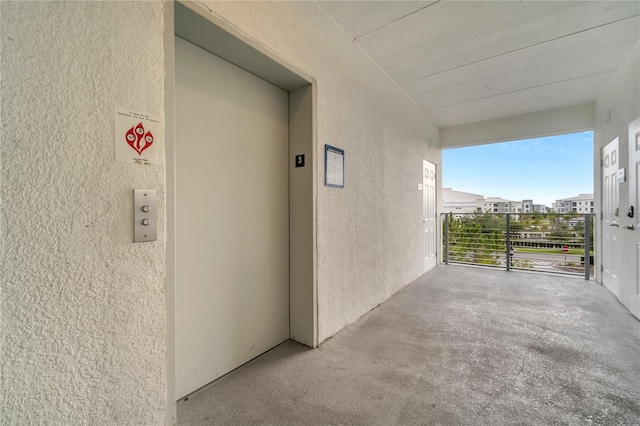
[177,265,640,425]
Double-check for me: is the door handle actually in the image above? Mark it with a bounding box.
[623,225,635,230]
[610,223,619,227]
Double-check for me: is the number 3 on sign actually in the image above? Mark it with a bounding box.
[295,154,305,168]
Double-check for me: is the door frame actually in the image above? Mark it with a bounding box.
[600,137,620,298]
[423,159,437,271]
[164,2,317,422]
[627,116,640,319]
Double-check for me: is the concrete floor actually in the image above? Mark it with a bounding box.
[177,265,640,425]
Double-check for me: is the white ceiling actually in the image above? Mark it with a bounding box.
[317,1,640,128]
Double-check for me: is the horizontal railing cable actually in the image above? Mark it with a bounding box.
[442,213,594,279]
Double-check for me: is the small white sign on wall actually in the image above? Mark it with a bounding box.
[325,144,344,188]
[115,106,162,165]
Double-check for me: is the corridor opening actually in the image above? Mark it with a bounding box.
[441,132,595,277]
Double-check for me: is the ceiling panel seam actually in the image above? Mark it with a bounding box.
[353,0,441,40]
[400,13,640,86]
[314,1,430,114]
[422,69,618,112]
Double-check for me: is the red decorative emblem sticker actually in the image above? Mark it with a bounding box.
[126,122,154,155]
[115,106,161,165]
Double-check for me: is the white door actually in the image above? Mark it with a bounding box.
[628,117,640,318]
[423,160,437,271]
[175,36,289,399]
[601,138,620,298]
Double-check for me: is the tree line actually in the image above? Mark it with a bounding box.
[444,213,592,266]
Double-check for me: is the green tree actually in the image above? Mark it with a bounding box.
[445,214,506,265]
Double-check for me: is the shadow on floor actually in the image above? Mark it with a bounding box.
[178,265,640,425]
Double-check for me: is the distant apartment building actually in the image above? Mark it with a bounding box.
[483,197,521,213]
[523,199,548,213]
[553,193,594,213]
[443,188,549,216]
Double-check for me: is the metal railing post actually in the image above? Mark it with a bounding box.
[584,214,591,280]
[444,213,449,264]
[506,213,511,272]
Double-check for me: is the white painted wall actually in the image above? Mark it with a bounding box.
[192,1,440,341]
[594,43,640,298]
[1,2,166,424]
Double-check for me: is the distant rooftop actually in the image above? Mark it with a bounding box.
[485,197,514,203]
[442,188,484,202]
[558,193,594,201]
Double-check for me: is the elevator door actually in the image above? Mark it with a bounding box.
[175,36,289,399]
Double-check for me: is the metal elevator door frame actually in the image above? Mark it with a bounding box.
[164,1,317,417]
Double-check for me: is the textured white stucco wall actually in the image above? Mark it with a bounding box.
[594,44,639,302]
[1,2,166,424]
[193,1,441,342]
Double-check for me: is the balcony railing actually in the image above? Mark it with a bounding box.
[442,213,594,279]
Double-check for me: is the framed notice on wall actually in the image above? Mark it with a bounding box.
[325,144,344,188]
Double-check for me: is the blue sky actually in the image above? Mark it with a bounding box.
[442,132,594,207]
